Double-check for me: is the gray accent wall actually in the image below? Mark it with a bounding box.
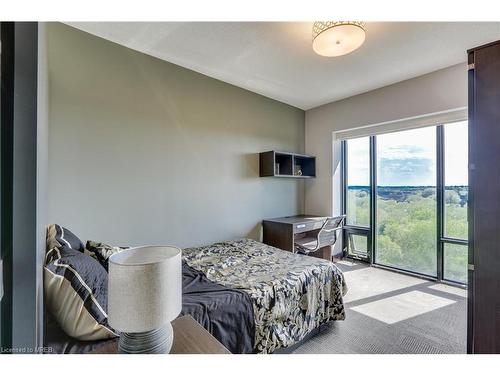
[47,23,305,248]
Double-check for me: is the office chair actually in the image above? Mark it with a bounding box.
[294,215,346,255]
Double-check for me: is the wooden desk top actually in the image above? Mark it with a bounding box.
[92,315,230,354]
[263,215,328,225]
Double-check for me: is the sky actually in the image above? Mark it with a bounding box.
[347,121,468,186]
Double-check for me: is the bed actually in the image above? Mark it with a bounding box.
[45,260,255,354]
[46,238,347,354]
[183,238,347,353]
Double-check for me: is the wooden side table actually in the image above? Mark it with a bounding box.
[92,315,230,354]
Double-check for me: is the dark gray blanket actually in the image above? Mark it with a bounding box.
[45,262,255,354]
[181,261,255,353]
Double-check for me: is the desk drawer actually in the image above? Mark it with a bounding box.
[294,221,323,233]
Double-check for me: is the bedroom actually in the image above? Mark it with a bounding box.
[2,0,500,373]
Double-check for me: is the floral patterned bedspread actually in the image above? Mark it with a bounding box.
[182,238,347,353]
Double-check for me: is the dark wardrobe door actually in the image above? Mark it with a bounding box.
[468,40,500,354]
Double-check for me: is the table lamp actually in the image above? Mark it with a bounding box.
[108,245,182,354]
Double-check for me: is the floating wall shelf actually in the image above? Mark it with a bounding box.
[259,151,316,178]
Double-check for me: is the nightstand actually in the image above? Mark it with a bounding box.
[92,315,230,354]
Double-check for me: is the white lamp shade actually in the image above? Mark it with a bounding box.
[313,22,366,57]
[108,246,182,333]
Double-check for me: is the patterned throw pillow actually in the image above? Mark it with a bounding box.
[85,241,128,271]
[44,224,118,341]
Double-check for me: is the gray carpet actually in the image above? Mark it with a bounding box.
[292,260,466,354]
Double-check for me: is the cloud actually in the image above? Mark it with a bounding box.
[378,157,435,186]
[378,145,432,160]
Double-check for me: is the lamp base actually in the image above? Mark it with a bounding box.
[118,323,173,354]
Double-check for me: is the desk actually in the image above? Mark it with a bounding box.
[262,215,332,261]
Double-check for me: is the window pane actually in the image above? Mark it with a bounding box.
[444,121,468,240]
[347,233,368,257]
[444,243,468,284]
[376,127,437,276]
[346,137,370,227]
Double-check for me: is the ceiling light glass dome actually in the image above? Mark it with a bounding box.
[312,21,366,57]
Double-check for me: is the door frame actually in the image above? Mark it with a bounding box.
[0,21,42,352]
[1,21,15,351]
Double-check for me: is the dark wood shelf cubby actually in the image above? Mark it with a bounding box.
[259,151,316,178]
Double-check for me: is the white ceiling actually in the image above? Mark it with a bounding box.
[67,22,500,110]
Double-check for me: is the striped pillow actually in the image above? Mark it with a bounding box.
[44,224,118,341]
[45,224,85,254]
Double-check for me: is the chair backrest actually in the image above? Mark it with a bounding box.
[318,215,346,248]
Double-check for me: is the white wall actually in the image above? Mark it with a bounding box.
[304,63,467,254]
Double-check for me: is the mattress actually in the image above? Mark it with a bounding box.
[183,238,347,354]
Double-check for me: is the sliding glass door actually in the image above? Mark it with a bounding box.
[341,121,468,284]
[376,127,437,276]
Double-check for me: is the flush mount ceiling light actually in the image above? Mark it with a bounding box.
[312,21,366,57]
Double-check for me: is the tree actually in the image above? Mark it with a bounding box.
[348,186,467,281]
[421,188,435,198]
[445,190,461,205]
